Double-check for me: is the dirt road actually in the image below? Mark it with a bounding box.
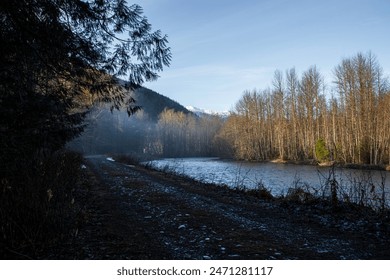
[69,155,390,259]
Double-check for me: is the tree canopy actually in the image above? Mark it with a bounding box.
[0,0,171,159]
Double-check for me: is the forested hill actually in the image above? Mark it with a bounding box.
[130,87,192,121]
[68,86,194,155]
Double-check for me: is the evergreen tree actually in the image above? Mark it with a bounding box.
[315,138,330,163]
[0,0,171,257]
[0,0,171,159]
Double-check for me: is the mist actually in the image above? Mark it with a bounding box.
[67,102,227,158]
[68,105,155,156]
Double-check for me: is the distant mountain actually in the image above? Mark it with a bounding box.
[186,105,229,117]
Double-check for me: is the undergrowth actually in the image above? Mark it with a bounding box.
[0,150,88,259]
[140,159,389,218]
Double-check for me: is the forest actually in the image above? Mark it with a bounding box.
[125,52,388,166]
[69,92,225,157]
[220,52,390,165]
[75,52,390,166]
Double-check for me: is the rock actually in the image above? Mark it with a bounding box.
[318,161,335,167]
[271,158,287,163]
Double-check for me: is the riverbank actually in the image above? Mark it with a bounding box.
[41,155,390,259]
[271,157,390,171]
[120,151,390,172]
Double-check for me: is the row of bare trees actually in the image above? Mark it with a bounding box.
[147,109,224,157]
[217,53,390,165]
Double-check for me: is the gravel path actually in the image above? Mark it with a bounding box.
[68,155,390,259]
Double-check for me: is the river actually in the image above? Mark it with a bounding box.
[146,157,390,206]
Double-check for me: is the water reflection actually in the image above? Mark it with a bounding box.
[147,157,389,200]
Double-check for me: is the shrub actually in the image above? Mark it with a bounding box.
[315,138,330,162]
[0,150,85,259]
[285,187,316,203]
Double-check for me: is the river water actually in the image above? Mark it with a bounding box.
[146,157,390,205]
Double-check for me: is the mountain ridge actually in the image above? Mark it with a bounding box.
[130,87,192,121]
[185,105,229,117]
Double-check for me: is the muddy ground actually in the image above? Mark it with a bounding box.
[54,155,390,259]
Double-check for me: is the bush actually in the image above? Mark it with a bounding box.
[315,138,330,162]
[285,187,316,203]
[251,181,274,200]
[0,150,85,259]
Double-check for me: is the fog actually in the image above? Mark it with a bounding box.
[68,104,155,155]
[67,102,226,158]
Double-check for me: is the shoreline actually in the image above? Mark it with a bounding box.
[152,155,390,171]
[114,154,390,211]
[211,156,390,171]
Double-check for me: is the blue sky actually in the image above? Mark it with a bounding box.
[134,0,390,112]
